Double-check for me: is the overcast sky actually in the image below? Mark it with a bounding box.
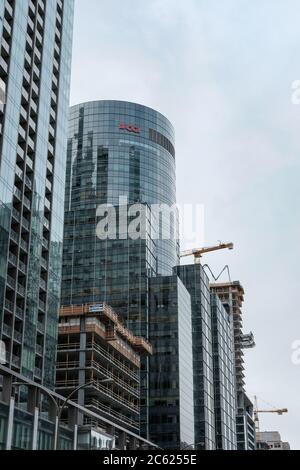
[71,0,300,449]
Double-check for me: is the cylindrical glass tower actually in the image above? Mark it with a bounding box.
[62,100,179,437]
[62,100,179,331]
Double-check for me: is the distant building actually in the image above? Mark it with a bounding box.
[256,431,290,450]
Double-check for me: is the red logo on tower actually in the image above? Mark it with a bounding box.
[119,123,141,134]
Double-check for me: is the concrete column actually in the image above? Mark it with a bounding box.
[6,397,15,450]
[118,431,126,450]
[54,415,59,450]
[2,375,12,404]
[27,386,38,414]
[32,407,39,450]
[79,322,87,409]
[129,436,138,450]
[73,424,78,450]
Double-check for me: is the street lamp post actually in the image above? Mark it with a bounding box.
[12,378,113,450]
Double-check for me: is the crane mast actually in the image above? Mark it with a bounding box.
[254,396,288,433]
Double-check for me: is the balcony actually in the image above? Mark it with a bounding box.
[19,260,27,274]
[14,330,22,343]
[45,179,52,193]
[38,299,46,312]
[47,160,53,174]
[37,321,45,333]
[17,145,25,161]
[15,165,23,180]
[17,284,25,297]
[13,186,22,201]
[40,278,47,291]
[26,156,34,170]
[12,355,21,368]
[24,175,32,190]
[15,306,24,320]
[2,323,12,337]
[18,125,26,143]
[10,229,19,244]
[36,344,43,356]
[23,195,31,210]
[1,37,10,59]
[34,367,42,379]
[43,217,50,230]
[7,275,16,290]
[5,299,14,313]
[12,207,21,222]
[22,217,30,231]
[20,238,29,252]
[8,252,17,266]
[41,257,47,270]
[42,238,49,250]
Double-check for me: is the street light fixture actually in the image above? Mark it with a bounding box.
[12,377,114,450]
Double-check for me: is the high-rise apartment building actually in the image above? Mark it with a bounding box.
[62,100,179,438]
[0,0,74,388]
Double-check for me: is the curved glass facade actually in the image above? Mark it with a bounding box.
[62,100,179,329]
[62,101,179,437]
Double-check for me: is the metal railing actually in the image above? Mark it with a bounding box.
[57,341,139,382]
[19,260,27,273]
[55,379,139,412]
[86,398,139,430]
[7,275,16,289]
[12,207,20,221]
[3,324,12,337]
[17,284,25,296]
[14,330,22,343]
[15,306,24,320]
[56,359,139,397]
[12,354,20,367]
[5,299,14,313]
[10,229,19,243]
[8,252,17,265]
[37,321,45,332]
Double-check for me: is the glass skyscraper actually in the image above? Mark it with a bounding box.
[211,293,237,450]
[148,275,194,449]
[62,100,180,437]
[175,264,216,450]
[0,0,74,389]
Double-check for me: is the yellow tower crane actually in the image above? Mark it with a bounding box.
[254,396,288,433]
[180,242,234,263]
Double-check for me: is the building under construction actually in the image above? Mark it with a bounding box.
[210,281,256,450]
[56,302,152,435]
[256,431,290,450]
